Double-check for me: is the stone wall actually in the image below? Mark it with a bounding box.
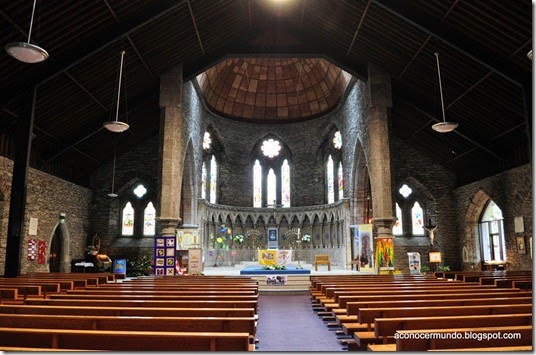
[390,137,459,271]
[0,155,92,275]
[454,164,532,271]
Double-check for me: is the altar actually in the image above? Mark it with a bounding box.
[258,249,292,266]
[239,249,311,275]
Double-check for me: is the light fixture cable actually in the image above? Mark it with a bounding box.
[108,137,118,198]
[431,52,458,133]
[103,51,130,132]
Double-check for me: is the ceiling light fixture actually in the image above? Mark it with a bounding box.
[431,52,458,133]
[103,51,130,133]
[5,0,49,63]
[107,138,118,198]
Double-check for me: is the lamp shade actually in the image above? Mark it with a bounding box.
[103,120,129,133]
[432,121,458,133]
[5,42,48,63]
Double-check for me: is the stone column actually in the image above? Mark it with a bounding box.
[367,64,396,238]
[156,65,183,237]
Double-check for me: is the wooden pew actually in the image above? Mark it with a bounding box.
[353,313,532,350]
[358,303,532,332]
[0,304,256,318]
[64,289,257,296]
[47,294,259,302]
[0,313,256,338]
[0,288,18,301]
[0,327,252,351]
[340,302,533,337]
[334,291,531,311]
[25,298,259,312]
[395,325,532,351]
[345,296,533,318]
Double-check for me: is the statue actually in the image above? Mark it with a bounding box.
[423,225,438,246]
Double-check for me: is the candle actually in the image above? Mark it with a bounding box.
[297,228,301,240]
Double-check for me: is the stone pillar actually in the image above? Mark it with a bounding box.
[157,65,183,237]
[367,64,396,238]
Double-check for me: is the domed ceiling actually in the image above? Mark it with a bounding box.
[196,58,352,123]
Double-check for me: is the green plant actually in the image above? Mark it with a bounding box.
[420,265,430,273]
[438,265,450,271]
[263,265,286,270]
[234,235,244,243]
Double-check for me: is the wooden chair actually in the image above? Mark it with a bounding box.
[314,255,331,271]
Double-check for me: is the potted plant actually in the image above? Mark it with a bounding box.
[420,265,430,276]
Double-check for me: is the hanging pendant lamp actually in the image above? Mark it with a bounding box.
[431,52,458,133]
[103,51,130,133]
[107,139,118,198]
[5,0,49,63]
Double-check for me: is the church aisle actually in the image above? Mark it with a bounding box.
[255,292,346,352]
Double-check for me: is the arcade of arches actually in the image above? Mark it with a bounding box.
[0,59,532,276]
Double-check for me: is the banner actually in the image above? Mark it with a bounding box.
[37,240,47,264]
[408,252,421,274]
[358,224,374,273]
[258,249,292,266]
[187,248,203,275]
[154,236,176,275]
[28,239,37,260]
[376,237,394,271]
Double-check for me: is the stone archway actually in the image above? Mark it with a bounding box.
[49,221,71,273]
[463,189,491,271]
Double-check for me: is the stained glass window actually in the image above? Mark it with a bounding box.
[122,202,134,236]
[143,202,156,236]
[267,168,276,207]
[261,138,281,158]
[337,161,344,199]
[393,203,403,235]
[399,184,412,198]
[282,159,290,207]
[209,155,217,203]
[201,162,207,199]
[134,184,147,198]
[333,131,342,149]
[411,201,424,235]
[253,160,262,207]
[203,132,211,150]
[327,155,334,204]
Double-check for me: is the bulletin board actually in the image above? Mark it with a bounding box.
[154,236,177,276]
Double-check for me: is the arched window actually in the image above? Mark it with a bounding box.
[338,161,344,198]
[327,155,335,204]
[324,129,343,203]
[252,137,291,207]
[201,129,221,203]
[394,183,429,236]
[201,162,207,200]
[253,160,262,207]
[143,202,156,236]
[267,168,276,206]
[122,202,134,236]
[209,155,217,203]
[120,183,155,237]
[479,200,506,262]
[411,202,425,235]
[393,203,403,236]
[281,159,290,207]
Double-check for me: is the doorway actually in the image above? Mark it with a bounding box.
[49,226,63,272]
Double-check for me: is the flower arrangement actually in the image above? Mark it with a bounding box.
[234,234,244,244]
[214,236,228,249]
[301,234,311,243]
[263,265,286,270]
